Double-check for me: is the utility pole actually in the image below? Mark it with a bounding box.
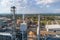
[37,14,40,40]
[11,6,16,39]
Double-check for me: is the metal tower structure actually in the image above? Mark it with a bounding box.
[11,6,16,40]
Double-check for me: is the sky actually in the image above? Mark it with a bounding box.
[0,0,60,14]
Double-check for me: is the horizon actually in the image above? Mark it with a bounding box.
[0,13,60,15]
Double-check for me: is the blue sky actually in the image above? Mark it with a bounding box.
[0,0,60,14]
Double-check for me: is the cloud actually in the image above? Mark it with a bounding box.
[0,0,60,13]
[1,0,13,6]
[15,0,27,7]
[0,0,29,13]
[14,0,28,13]
[0,0,12,13]
[35,0,53,5]
[53,9,60,13]
[35,0,59,8]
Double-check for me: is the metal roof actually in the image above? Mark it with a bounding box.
[0,32,12,36]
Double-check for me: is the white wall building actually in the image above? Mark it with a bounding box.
[45,25,60,32]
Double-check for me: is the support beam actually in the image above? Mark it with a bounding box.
[37,15,40,40]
